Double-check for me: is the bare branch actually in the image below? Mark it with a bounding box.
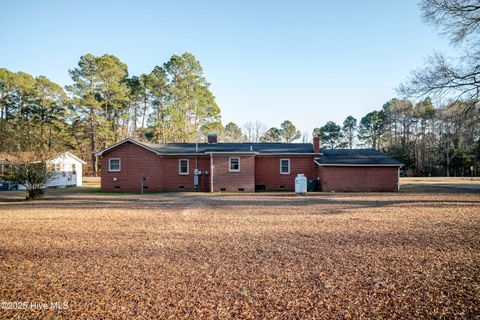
[421,0,480,46]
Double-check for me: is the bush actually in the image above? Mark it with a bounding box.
[1,157,54,200]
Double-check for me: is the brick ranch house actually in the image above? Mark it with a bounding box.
[95,134,403,193]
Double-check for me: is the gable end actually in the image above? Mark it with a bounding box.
[95,139,160,157]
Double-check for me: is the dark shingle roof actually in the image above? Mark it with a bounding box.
[143,142,314,154]
[96,139,403,166]
[315,149,403,165]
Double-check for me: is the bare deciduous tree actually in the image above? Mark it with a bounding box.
[243,121,266,142]
[421,0,480,45]
[398,0,480,103]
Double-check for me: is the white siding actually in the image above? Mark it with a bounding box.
[47,153,84,187]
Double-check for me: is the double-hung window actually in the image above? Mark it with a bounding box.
[280,159,290,174]
[108,158,121,172]
[229,157,240,172]
[179,159,189,175]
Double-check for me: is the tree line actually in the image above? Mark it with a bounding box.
[1,0,478,199]
[1,52,479,177]
[0,52,308,175]
[393,0,480,176]
[2,0,479,177]
[0,52,224,174]
[313,98,479,177]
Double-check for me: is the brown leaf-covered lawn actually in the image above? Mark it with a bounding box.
[0,180,479,319]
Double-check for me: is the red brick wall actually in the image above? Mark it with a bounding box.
[101,142,162,192]
[255,156,318,191]
[318,166,399,192]
[100,142,399,193]
[158,156,210,192]
[101,143,211,192]
[211,155,255,192]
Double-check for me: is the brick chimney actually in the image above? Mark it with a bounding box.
[207,133,217,144]
[313,136,320,153]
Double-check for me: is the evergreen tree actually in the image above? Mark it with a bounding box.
[279,120,300,143]
[67,53,129,174]
[357,110,387,149]
[261,127,282,142]
[342,116,357,148]
[313,121,344,149]
[224,122,244,142]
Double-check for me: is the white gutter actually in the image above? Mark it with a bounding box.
[314,162,403,167]
[160,152,317,156]
[204,152,257,155]
[157,153,206,156]
[256,153,319,156]
[397,166,400,191]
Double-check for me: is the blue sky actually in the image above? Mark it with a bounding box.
[1,0,452,137]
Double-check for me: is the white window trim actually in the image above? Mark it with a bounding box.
[280,158,290,174]
[179,159,189,175]
[229,157,240,172]
[108,158,121,172]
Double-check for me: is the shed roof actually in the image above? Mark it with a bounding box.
[315,149,403,166]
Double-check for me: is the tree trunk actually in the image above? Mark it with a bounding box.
[27,188,44,200]
[446,154,450,177]
[133,102,138,134]
[349,129,353,149]
[161,106,166,144]
[141,95,147,129]
[90,123,97,176]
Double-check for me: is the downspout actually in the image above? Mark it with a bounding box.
[195,127,199,190]
[195,142,198,191]
[210,153,214,192]
[397,166,400,191]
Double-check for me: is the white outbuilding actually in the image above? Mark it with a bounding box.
[0,152,86,190]
[46,152,87,187]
